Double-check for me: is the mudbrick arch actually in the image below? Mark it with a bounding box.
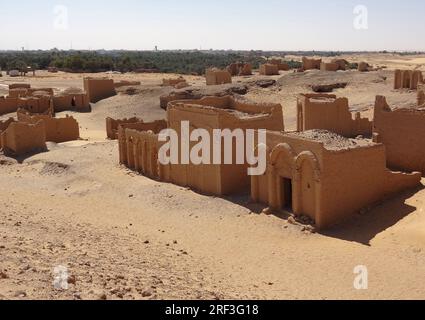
[294,151,321,182]
[270,143,296,167]
[293,151,322,224]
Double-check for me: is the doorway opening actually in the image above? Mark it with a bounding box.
[281,177,293,212]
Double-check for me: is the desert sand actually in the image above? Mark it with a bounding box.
[0,53,424,300]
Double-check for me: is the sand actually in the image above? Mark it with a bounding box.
[0,53,425,300]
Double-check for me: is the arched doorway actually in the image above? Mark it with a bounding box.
[294,152,321,223]
[269,143,296,211]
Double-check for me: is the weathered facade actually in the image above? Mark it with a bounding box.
[227,63,253,76]
[17,111,80,143]
[251,130,421,229]
[373,95,425,174]
[297,94,372,138]
[83,78,116,103]
[0,121,47,155]
[106,117,144,140]
[119,96,284,195]
[259,64,279,76]
[205,68,232,85]
[302,57,322,71]
[394,69,424,90]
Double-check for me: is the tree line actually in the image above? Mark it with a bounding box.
[0,50,304,74]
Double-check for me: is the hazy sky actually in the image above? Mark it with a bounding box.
[1,0,424,51]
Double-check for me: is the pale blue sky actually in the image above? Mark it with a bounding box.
[1,0,424,51]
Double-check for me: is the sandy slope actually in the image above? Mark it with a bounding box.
[1,54,425,300]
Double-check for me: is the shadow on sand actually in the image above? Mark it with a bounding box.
[2,148,48,164]
[322,186,424,246]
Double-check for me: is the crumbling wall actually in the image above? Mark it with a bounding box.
[302,57,322,70]
[83,78,116,103]
[53,93,90,112]
[0,97,19,115]
[8,88,28,98]
[418,83,425,107]
[9,83,31,90]
[227,63,253,76]
[0,118,15,133]
[106,117,144,140]
[252,131,421,229]
[320,62,339,72]
[17,111,80,143]
[166,96,284,195]
[394,69,424,90]
[119,96,284,196]
[205,68,232,85]
[297,93,372,138]
[373,95,425,174]
[330,59,348,71]
[118,121,168,172]
[17,96,54,115]
[358,62,371,72]
[268,59,289,71]
[259,64,279,76]
[0,121,47,155]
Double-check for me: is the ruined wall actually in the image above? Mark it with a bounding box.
[1,96,54,116]
[120,96,284,196]
[268,60,289,71]
[0,118,15,133]
[53,93,90,112]
[259,64,279,76]
[373,95,425,174]
[9,83,31,90]
[418,83,425,107]
[107,117,165,140]
[302,57,322,70]
[17,112,80,143]
[358,62,371,72]
[394,69,424,90]
[83,78,116,103]
[320,62,339,72]
[0,97,19,115]
[330,59,348,71]
[205,69,232,85]
[166,96,284,195]
[0,121,46,155]
[227,63,252,76]
[118,121,168,175]
[297,93,372,138]
[8,88,28,98]
[17,96,54,115]
[252,131,421,229]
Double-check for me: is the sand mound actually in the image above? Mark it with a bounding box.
[61,87,85,95]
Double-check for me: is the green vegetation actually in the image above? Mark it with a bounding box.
[0,50,266,74]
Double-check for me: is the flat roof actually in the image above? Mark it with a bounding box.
[287,130,375,150]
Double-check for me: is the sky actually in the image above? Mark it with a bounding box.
[1,0,424,51]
